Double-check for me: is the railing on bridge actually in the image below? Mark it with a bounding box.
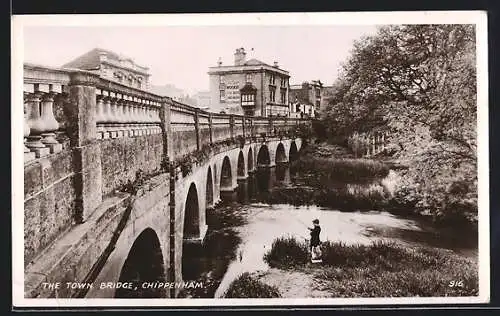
[22,63,311,270]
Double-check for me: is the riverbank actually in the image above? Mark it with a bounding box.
[181,141,478,299]
[284,142,478,231]
[218,142,478,298]
[223,237,478,298]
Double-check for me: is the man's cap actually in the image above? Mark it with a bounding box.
[312,219,319,224]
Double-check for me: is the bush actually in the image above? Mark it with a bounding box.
[292,156,390,183]
[263,236,309,268]
[223,272,281,298]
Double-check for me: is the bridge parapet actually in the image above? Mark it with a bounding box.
[22,64,311,288]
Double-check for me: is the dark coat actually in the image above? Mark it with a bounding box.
[310,225,321,247]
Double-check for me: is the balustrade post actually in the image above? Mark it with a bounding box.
[116,98,126,137]
[242,116,246,141]
[229,115,235,141]
[102,95,112,139]
[95,93,106,139]
[249,117,254,140]
[268,117,275,137]
[23,95,36,162]
[67,71,102,223]
[130,101,138,136]
[25,92,51,158]
[139,100,148,135]
[124,98,134,137]
[194,108,200,151]
[109,95,119,138]
[38,92,63,153]
[160,97,173,162]
[208,113,213,145]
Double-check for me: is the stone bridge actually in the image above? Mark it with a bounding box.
[22,64,310,299]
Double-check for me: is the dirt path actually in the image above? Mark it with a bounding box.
[253,268,331,298]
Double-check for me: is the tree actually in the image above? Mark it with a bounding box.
[322,25,477,223]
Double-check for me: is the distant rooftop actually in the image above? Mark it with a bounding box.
[62,48,149,73]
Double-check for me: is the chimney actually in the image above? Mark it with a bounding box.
[217,57,222,66]
[273,61,279,68]
[98,51,108,62]
[234,47,246,66]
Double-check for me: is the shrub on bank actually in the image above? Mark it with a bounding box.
[223,272,281,298]
[263,236,310,268]
[268,183,389,211]
[292,156,390,183]
[263,237,478,297]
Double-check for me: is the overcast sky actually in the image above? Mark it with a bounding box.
[23,25,379,95]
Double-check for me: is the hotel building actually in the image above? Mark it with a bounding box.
[208,48,290,117]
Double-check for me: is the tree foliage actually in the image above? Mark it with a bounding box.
[321,25,477,223]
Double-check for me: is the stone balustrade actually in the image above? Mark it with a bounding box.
[95,88,162,139]
[23,82,65,162]
[22,64,310,166]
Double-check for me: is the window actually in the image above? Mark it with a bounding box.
[280,89,286,104]
[269,87,276,102]
[245,73,252,83]
[220,75,225,84]
[269,74,275,85]
[281,78,287,87]
[241,93,255,107]
[220,90,225,102]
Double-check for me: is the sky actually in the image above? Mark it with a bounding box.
[23,24,379,95]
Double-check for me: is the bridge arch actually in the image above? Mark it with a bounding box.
[248,147,254,172]
[237,151,245,178]
[184,183,200,239]
[206,167,213,208]
[257,145,271,167]
[115,228,166,298]
[275,142,287,164]
[289,141,298,162]
[220,156,232,189]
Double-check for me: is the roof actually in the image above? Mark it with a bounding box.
[243,58,270,67]
[61,48,137,70]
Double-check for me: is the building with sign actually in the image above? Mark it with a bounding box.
[62,48,151,90]
[289,80,327,118]
[208,48,290,117]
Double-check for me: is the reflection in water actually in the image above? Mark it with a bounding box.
[183,165,477,298]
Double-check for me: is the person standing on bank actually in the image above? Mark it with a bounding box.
[308,219,322,263]
[308,219,321,251]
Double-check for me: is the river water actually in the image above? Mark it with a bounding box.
[180,165,478,298]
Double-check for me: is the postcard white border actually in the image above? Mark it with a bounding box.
[12,11,489,308]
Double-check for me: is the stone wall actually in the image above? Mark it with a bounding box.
[24,149,75,266]
[100,134,163,197]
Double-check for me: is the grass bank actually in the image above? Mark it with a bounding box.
[293,143,390,183]
[222,272,281,298]
[263,237,478,297]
